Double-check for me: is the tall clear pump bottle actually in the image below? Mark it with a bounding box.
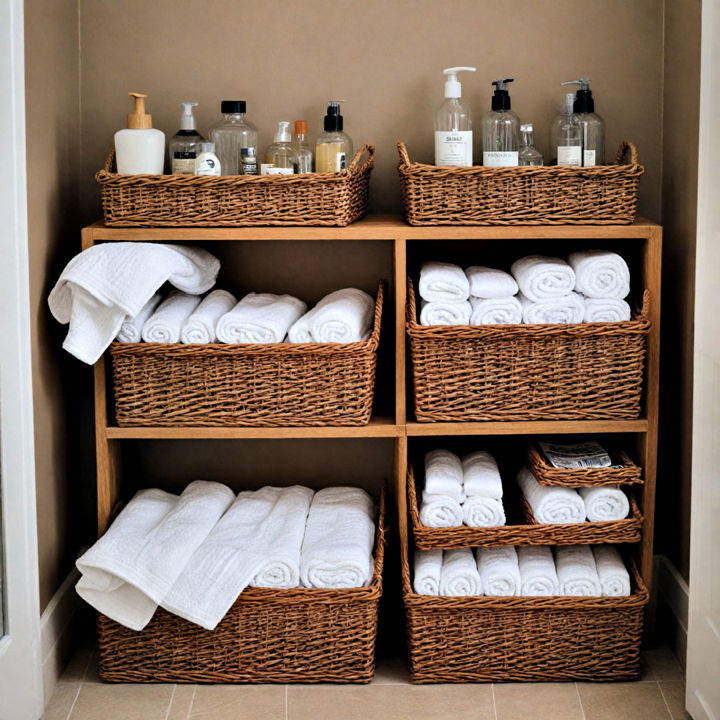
[561,79,605,166]
[434,66,476,166]
[169,102,204,174]
[481,78,521,167]
[262,121,298,174]
[208,100,258,175]
[316,101,353,173]
[518,123,543,166]
[551,93,582,166]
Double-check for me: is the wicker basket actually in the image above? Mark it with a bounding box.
[408,465,642,550]
[397,141,644,226]
[97,487,386,683]
[407,279,650,422]
[96,145,374,227]
[109,283,383,427]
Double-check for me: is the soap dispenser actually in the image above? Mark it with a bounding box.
[481,79,521,166]
[435,66,476,166]
[315,101,353,173]
[561,79,605,165]
[114,92,165,174]
[551,92,582,166]
[262,122,298,174]
[169,102,204,174]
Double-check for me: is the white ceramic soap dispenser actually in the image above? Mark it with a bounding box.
[114,92,165,174]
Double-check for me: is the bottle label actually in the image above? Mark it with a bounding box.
[557,146,582,166]
[195,156,221,176]
[336,152,347,172]
[261,164,294,175]
[171,157,196,174]
[583,150,596,166]
[482,151,518,167]
[435,131,473,166]
[240,147,258,175]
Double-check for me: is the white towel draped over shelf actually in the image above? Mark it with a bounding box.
[511,255,576,302]
[470,296,522,325]
[141,291,202,343]
[419,261,470,303]
[519,292,584,324]
[568,249,631,299]
[476,546,521,596]
[518,467,585,524]
[439,548,482,597]
[288,288,374,343]
[465,265,519,299]
[555,545,602,596]
[413,549,443,596]
[180,289,237,344]
[116,294,161,343]
[216,292,306,344]
[420,299,472,326]
[583,297,632,323]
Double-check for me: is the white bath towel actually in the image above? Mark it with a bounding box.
[288,288,374,343]
[592,545,631,597]
[470,296,522,325]
[300,487,375,589]
[463,497,506,527]
[465,266,519,299]
[216,293,306,344]
[555,545,602,596]
[518,467,585,524]
[579,486,630,522]
[476,546,521,596]
[439,549,482,596]
[519,292,584,324]
[424,450,464,502]
[420,492,463,528]
[413,549,443,595]
[518,546,560,596]
[462,451,503,498]
[418,261,470,303]
[420,299,472,326]
[141,291,202,343]
[511,255,576,302]
[569,250,631,299]
[583,297,632,323]
[116,294,161,343]
[180,289,237,343]
[48,242,220,363]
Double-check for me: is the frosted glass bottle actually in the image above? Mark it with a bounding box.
[551,93,582,166]
[518,124,543,166]
[208,100,258,175]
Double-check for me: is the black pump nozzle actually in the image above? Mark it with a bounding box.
[491,78,514,111]
[324,100,345,132]
[561,79,594,113]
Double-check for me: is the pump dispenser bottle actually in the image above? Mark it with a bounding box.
[518,124,543,166]
[208,100,258,175]
[481,79,521,167]
[169,102,204,174]
[561,79,605,165]
[293,120,313,173]
[316,101,353,173]
[551,92,582,166]
[435,66,476,166]
[262,122,298,175]
[114,92,165,174]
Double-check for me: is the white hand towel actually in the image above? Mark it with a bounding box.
[424,449,464,502]
[288,288,374,343]
[519,292,584,324]
[116,294,161,343]
[420,299,472,326]
[476,546,521,596]
[48,242,220,363]
[413,549,443,595]
[579,485,630,522]
[518,546,560,596]
[141,291,202,343]
[419,261,470,303]
[300,487,375,589]
[518,467,585,524]
[583,297,631,323]
[420,492,463,528]
[470,296,522,325]
[511,255,576,302]
[462,496,506,527]
[216,293,306,344]
[555,545,602,596]
[568,250,631,299]
[462,451,503,498]
[180,289,237,343]
[592,545,631,596]
[439,549,482,596]
[465,266,519,299]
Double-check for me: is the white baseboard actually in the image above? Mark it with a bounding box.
[654,554,689,667]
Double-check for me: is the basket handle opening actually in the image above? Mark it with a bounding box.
[347,144,375,173]
[397,141,412,167]
[615,141,639,166]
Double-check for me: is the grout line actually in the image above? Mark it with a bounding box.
[658,681,676,719]
[162,685,177,720]
[64,645,95,720]
[285,685,289,720]
[491,683,498,720]
[575,683,587,720]
[184,685,197,720]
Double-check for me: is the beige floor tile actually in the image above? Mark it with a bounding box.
[68,683,174,720]
[371,656,411,684]
[639,653,656,681]
[644,647,685,681]
[494,682,583,720]
[578,682,672,720]
[43,680,82,720]
[166,685,196,720]
[188,685,285,720]
[660,682,691,720]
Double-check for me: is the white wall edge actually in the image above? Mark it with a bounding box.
[654,553,689,668]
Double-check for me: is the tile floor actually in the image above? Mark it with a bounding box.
[44,644,690,720]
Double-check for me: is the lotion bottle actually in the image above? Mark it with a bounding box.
[169,102,204,174]
[561,78,605,165]
[315,101,353,173]
[481,79,521,166]
[434,66,476,166]
[195,142,221,176]
[551,92,582,166]
[114,92,165,174]
[262,122,298,174]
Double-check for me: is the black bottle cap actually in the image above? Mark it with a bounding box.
[491,79,514,111]
[221,100,246,114]
[324,103,343,132]
[573,89,594,113]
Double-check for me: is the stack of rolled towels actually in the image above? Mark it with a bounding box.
[413,544,630,598]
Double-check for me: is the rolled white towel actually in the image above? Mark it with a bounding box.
[465,266,519,299]
[419,261,470,303]
[116,294,161,343]
[180,289,237,343]
[463,496,506,527]
[470,296,522,325]
[511,255,576,302]
[288,288,374,343]
[420,491,463,528]
[583,297,631,323]
[420,299,472,326]
[519,292,584,324]
[476,546,521,596]
[518,546,559,596]
[579,486,630,522]
[413,549,443,595]
[518,467,585,524]
[216,293,307,344]
[439,549,482,596]
[141,291,202,343]
[462,451,503,498]
[424,450,464,502]
[568,250,631,299]
[592,545,631,596]
[555,545,602,596]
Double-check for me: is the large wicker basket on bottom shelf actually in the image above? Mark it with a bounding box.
[97,489,386,683]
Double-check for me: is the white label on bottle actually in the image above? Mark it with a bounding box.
[172,158,196,174]
[435,131,473,166]
[583,149,597,166]
[195,156,221,176]
[482,151,519,167]
[557,146,582,166]
[262,165,294,175]
[336,152,347,172]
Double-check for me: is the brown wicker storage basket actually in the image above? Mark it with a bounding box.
[407,279,650,422]
[398,141,643,226]
[109,283,383,427]
[96,145,374,227]
[97,487,386,683]
[408,465,642,550]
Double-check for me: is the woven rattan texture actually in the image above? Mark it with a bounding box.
[97,488,386,683]
[96,145,374,227]
[110,283,383,427]
[406,279,650,422]
[397,141,644,226]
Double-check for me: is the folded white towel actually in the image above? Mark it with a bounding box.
[116,294,161,343]
[300,487,375,589]
[465,266,519,299]
[579,485,630,522]
[216,293,307,344]
[48,243,220,363]
[180,289,237,343]
[419,261,470,303]
[583,297,631,323]
[288,288,374,343]
[569,250,631,299]
[519,292,584,324]
[462,451,503,498]
[555,545,602,596]
[420,299,472,326]
[511,255,576,302]
[420,491,463,528]
[518,546,560,596]
[413,549,443,595]
[462,496,506,527]
[470,296,522,325]
[518,467,585,524]
[424,450,464,502]
[476,546,521,596]
[440,549,482,596]
[141,291,202,343]
[592,545,631,596]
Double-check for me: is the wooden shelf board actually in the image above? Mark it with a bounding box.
[406,419,649,436]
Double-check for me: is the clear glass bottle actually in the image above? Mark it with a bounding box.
[434,66,476,166]
[561,79,605,165]
[261,121,298,174]
[293,120,313,173]
[551,93,582,166]
[315,101,353,173]
[208,100,258,175]
[481,78,520,166]
[518,123,543,166]
[169,102,204,174]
